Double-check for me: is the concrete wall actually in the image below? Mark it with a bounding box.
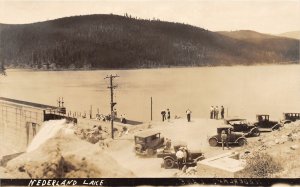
[197,152,245,177]
[0,102,44,156]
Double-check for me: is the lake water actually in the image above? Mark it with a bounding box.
[0,65,299,122]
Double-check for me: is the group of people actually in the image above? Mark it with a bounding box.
[161,109,192,123]
[94,109,127,124]
[210,106,225,120]
[161,109,171,122]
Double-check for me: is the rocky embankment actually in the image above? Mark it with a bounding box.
[240,121,300,177]
[1,126,134,178]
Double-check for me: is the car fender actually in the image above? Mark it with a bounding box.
[282,120,291,124]
[249,127,259,134]
[194,155,205,162]
[271,123,281,130]
[163,156,176,162]
[235,137,247,144]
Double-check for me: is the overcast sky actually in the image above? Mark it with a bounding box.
[0,0,299,34]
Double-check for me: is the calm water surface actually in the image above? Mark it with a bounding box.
[1,65,299,122]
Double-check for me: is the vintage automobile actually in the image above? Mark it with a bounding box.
[224,118,260,137]
[134,131,165,156]
[208,126,247,147]
[281,113,300,124]
[157,143,205,169]
[253,114,282,132]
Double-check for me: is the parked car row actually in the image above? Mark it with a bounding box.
[133,112,299,169]
[208,113,300,147]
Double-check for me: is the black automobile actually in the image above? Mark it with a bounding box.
[208,126,247,147]
[254,114,281,132]
[224,118,260,137]
[134,131,165,156]
[157,143,205,169]
[281,113,300,124]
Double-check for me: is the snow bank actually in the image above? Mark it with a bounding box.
[26,119,66,153]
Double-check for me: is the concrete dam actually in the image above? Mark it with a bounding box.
[0,97,76,162]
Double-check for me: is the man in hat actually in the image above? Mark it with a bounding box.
[176,147,184,170]
[210,106,214,119]
[161,110,166,122]
[167,109,171,122]
[221,130,229,150]
[215,106,219,120]
[186,109,192,122]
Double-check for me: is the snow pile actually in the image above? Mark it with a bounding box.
[26,119,66,152]
[6,134,135,178]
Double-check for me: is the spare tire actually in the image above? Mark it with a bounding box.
[209,138,218,147]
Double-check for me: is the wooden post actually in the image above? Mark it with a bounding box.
[151,97,153,121]
[90,105,92,119]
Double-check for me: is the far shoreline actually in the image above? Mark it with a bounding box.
[5,62,300,72]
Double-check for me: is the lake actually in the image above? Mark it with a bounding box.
[0,65,299,122]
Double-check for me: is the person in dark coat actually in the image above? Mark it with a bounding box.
[186,109,192,122]
[221,130,229,150]
[167,109,171,122]
[161,110,166,122]
[210,106,214,119]
[215,106,219,120]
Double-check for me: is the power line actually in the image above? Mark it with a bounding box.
[104,74,119,139]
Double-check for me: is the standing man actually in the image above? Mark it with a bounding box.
[221,130,229,150]
[164,138,172,151]
[167,109,171,122]
[161,110,166,122]
[221,106,225,119]
[186,109,192,122]
[210,106,214,119]
[215,106,219,120]
[176,147,184,170]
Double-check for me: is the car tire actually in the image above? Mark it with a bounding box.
[253,130,260,137]
[238,139,246,146]
[209,138,218,147]
[135,144,142,152]
[164,158,175,169]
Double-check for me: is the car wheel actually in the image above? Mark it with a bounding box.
[238,139,246,146]
[135,144,142,151]
[164,158,175,169]
[253,130,260,137]
[209,138,218,147]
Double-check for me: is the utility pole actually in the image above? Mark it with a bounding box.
[150,97,153,121]
[105,74,119,139]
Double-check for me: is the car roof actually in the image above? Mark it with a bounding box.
[134,130,161,138]
[225,118,246,122]
[217,125,233,129]
[256,114,269,116]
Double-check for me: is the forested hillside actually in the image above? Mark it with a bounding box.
[0,14,299,69]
